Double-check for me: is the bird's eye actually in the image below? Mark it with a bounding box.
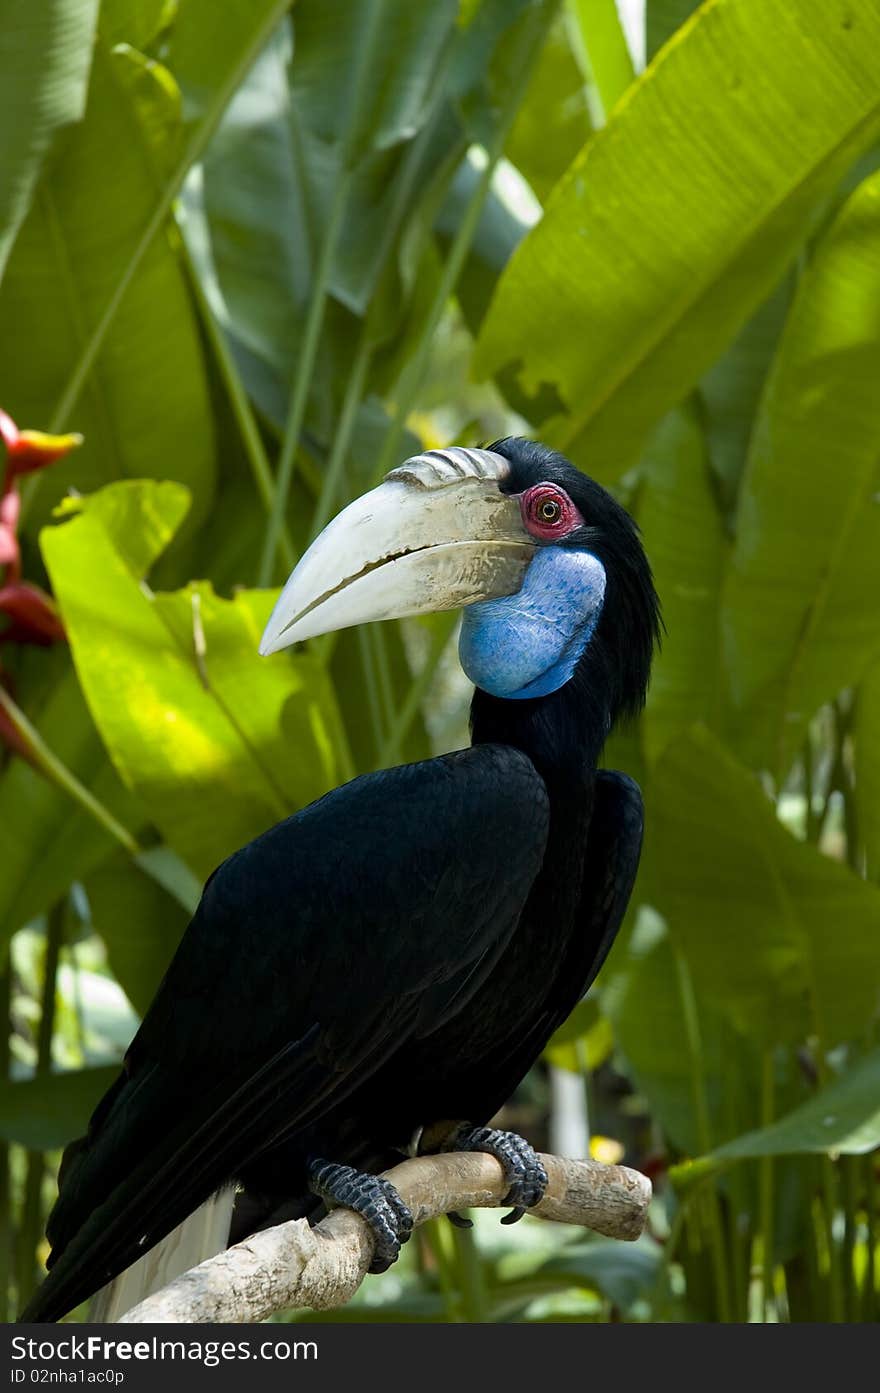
[521,483,583,540]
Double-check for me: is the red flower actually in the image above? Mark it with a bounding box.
[0,581,65,645]
[0,409,82,477]
[0,406,81,761]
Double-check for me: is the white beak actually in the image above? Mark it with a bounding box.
[259,448,535,654]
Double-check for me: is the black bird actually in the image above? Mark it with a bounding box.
[22,437,659,1322]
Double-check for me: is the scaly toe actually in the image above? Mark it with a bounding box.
[442,1125,547,1223]
[308,1159,413,1274]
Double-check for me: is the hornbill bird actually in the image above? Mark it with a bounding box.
[22,437,659,1323]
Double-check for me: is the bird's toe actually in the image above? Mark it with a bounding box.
[308,1159,413,1274]
[443,1125,547,1225]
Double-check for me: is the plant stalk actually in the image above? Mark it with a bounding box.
[17,900,64,1306]
[178,223,296,572]
[0,687,140,857]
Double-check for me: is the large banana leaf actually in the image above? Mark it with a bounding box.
[639,404,725,763]
[41,480,347,879]
[723,169,880,777]
[0,41,216,543]
[84,855,189,1016]
[505,15,592,203]
[166,0,292,131]
[602,917,731,1155]
[0,1066,118,1149]
[714,1047,880,1160]
[647,727,880,1047]
[699,275,793,514]
[476,0,880,479]
[0,0,98,281]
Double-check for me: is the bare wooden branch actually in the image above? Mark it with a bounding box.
[119,1152,651,1324]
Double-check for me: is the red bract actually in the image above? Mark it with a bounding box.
[0,405,81,601]
[0,406,80,761]
[0,581,66,645]
[0,409,82,477]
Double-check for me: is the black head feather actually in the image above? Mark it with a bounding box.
[488,436,661,727]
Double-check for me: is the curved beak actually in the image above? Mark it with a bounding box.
[259,453,535,654]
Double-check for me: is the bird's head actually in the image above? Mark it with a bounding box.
[260,436,659,726]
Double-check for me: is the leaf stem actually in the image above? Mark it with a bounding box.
[257,181,349,586]
[757,1048,775,1322]
[356,626,387,755]
[371,3,551,487]
[378,614,457,768]
[307,334,372,545]
[451,1221,488,1323]
[258,1,387,586]
[178,223,296,571]
[17,899,64,1305]
[822,1155,845,1322]
[673,944,732,1322]
[0,686,140,858]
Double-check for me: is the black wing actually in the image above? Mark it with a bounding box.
[23,744,548,1321]
[566,769,644,1000]
[469,769,643,1111]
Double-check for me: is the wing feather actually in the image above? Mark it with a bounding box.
[24,745,548,1320]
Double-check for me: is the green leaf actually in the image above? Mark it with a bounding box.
[723,169,880,776]
[544,995,614,1073]
[533,1238,661,1312]
[0,1066,118,1149]
[100,0,176,50]
[475,0,880,480]
[699,275,793,516]
[41,480,348,879]
[649,726,880,1046]
[197,4,461,419]
[194,20,309,407]
[165,0,292,131]
[112,43,183,180]
[639,403,725,762]
[0,40,216,544]
[645,0,701,60]
[567,0,636,126]
[0,655,143,950]
[84,856,189,1015]
[546,996,599,1047]
[604,917,730,1154]
[0,0,99,281]
[133,845,201,914]
[506,16,592,203]
[713,1048,880,1159]
[544,1014,613,1074]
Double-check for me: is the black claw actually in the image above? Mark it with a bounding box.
[447,1210,474,1230]
[443,1126,548,1223]
[308,1159,413,1274]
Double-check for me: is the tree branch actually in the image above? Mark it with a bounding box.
[119,1152,652,1324]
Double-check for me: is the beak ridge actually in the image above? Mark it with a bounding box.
[259,461,534,654]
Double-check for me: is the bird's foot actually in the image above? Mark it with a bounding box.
[307,1159,413,1274]
[444,1125,548,1225]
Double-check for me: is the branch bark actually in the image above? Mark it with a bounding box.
[119,1151,651,1324]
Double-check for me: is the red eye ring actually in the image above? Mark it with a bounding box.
[520,484,582,541]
